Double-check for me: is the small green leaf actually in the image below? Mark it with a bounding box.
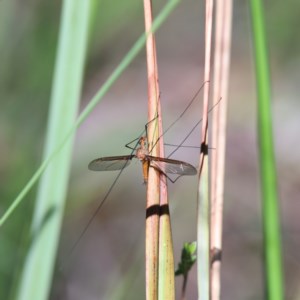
[175,242,197,276]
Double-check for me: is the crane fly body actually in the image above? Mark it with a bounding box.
[88,136,197,183]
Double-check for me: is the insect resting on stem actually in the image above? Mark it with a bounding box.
[88,133,197,184]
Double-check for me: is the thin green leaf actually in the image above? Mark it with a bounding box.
[250,0,284,299]
[175,242,197,276]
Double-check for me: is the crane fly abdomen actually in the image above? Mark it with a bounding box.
[142,160,150,184]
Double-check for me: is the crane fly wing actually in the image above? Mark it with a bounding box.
[147,155,197,175]
[88,155,134,171]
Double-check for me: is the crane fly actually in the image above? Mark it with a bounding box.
[88,136,197,183]
[64,84,212,263]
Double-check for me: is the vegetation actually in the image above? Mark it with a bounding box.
[0,0,297,299]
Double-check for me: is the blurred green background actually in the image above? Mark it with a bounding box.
[0,0,299,299]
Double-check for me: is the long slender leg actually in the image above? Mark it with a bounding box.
[125,136,141,150]
[145,114,159,154]
[125,115,158,151]
[145,114,159,140]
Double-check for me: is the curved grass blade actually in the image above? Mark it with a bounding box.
[0,0,180,227]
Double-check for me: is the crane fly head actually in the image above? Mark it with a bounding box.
[138,136,147,147]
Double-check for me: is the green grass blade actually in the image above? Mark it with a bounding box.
[16,1,92,300]
[0,0,180,227]
[197,169,209,300]
[197,0,213,299]
[249,1,284,299]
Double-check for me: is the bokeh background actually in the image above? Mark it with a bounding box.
[1,0,299,299]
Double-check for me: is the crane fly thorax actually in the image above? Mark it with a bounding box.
[136,136,149,161]
[136,146,149,160]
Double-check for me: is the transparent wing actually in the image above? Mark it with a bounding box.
[147,155,197,175]
[88,155,134,171]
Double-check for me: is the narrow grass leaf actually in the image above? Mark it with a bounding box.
[249,0,284,299]
[16,1,91,300]
[197,1,213,300]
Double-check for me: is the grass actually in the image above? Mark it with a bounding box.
[143,1,175,299]
[16,1,92,299]
[197,1,213,299]
[250,0,284,299]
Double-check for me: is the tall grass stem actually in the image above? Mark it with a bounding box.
[144,0,161,298]
[210,1,233,299]
[250,0,284,299]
